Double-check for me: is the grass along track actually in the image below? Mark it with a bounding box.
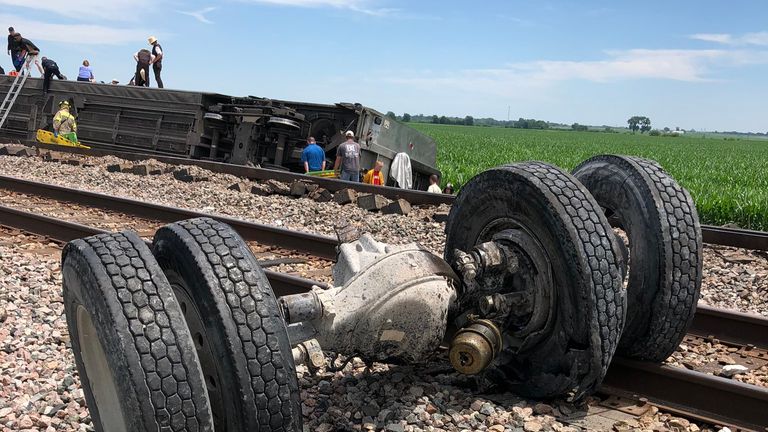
[412,124,768,231]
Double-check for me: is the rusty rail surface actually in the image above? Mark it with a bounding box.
[0,204,316,295]
[0,175,337,260]
[601,359,768,431]
[2,174,768,258]
[2,204,768,430]
[14,144,768,248]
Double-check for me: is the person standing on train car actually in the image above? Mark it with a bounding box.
[148,36,164,88]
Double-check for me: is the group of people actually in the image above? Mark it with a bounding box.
[4,27,164,91]
[300,131,452,193]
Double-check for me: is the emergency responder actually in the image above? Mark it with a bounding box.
[53,101,78,143]
[148,36,164,88]
[41,56,66,93]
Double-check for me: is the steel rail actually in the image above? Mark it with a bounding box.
[689,304,768,349]
[12,144,768,251]
[601,359,768,432]
[2,173,768,268]
[0,204,322,295]
[0,175,337,260]
[2,204,768,431]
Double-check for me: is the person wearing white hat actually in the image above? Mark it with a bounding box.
[147,36,163,88]
[334,130,362,182]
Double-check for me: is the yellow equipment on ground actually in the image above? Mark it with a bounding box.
[306,169,338,178]
[36,129,91,149]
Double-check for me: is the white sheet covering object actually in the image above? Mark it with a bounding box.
[390,152,413,189]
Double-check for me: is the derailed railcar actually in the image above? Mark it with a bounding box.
[0,76,439,189]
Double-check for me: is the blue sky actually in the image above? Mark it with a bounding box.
[2,0,767,132]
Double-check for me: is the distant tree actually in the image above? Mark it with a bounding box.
[649,129,661,136]
[402,113,411,122]
[439,115,448,124]
[431,115,439,124]
[627,116,652,133]
[385,111,397,119]
[464,115,474,126]
[571,123,588,131]
[639,117,652,133]
[663,127,671,132]
[627,116,640,133]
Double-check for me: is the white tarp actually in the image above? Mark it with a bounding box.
[390,152,413,189]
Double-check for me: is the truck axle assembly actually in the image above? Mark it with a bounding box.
[61,156,703,431]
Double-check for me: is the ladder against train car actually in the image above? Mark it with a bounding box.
[0,70,30,129]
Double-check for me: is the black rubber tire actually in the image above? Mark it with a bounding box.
[152,217,302,432]
[62,231,214,432]
[444,162,626,399]
[573,155,702,362]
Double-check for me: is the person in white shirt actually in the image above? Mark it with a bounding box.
[427,174,442,193]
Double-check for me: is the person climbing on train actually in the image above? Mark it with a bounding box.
[133,48,153,87]
[41,56,66,93]
[12,33,42,75]
[363,160,385,186]
[53,100,78,143]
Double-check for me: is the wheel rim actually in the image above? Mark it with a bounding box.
[474,220,555,352]
[167,274,225,429]
[76,305,127,432]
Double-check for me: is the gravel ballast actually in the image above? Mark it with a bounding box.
[0,150,760,431]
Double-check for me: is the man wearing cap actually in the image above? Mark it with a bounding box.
[334,131,362,182]
[41,57,66,94]
[148,36,164,88]
[53,101,78,143]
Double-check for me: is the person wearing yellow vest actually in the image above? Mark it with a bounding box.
[53,101,78,143]
[363,160,385,186]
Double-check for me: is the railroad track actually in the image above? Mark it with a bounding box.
[14,142,768,251]
[2,197,768,430]
[1,175,768,259]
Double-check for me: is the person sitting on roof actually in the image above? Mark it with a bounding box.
[53,101,78,143]
[363,160,385,186]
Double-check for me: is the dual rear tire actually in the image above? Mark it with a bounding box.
[63,219,302,432]
[444,156,702,398]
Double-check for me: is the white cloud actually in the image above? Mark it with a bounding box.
[0,13,154,45]
[239,0,397,16]
[0,0,153,21]
[690,32,768,46]
[178,7,218,24]
[385,48,768,98]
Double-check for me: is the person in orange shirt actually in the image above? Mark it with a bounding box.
[363,160,385,186]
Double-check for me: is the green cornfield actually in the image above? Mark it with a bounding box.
[411,124,768,231]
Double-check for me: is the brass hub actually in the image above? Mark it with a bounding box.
[449,319,502,375]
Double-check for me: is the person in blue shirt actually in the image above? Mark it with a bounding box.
[301,136,326,173]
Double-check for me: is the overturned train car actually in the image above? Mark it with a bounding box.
[0,76,439,189]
